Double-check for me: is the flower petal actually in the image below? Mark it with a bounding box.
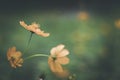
[19,21,28,29]
[56,57,69,64]
[7,47,16,60]
[48,57,56,72]
[35,29,50,37]
[14,51,22,59]
[56,44,65,53]
[11,47,16,53]
[31,23,39,29]
[54,62,63,72]
[50,47,57,56]
[50,44,64,56]
[16,59,23,67]
[7,48,11,60]
[48,57,63,72]
[57,49,69,57]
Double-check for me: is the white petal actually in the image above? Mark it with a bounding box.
[50,47,57,56]
[56,44,65,53]
[57,49,69,57]
[50,44,65,56]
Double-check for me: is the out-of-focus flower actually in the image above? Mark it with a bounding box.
[48,44,69,73]
[77,12,89,21]
[115,19,120,29]
[20,21,50,37]
[7,47,23,68]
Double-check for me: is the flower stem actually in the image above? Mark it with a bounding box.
[23,32,33,55]
[26,32,33,49]
[24,54,49,60]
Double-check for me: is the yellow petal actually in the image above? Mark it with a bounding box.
[31,23,39,28]
[19,21,28,28]
[7,48,11,60]
[11,47,16,53]
[56,57,69,64]
[48,57,63,72]
[35,29,50,37]
[7,47,16,60]
[16,59,23,67]
[54,62,63,72]
[37,32,50,37]
[14,51,22,59]
[48,57,57,72]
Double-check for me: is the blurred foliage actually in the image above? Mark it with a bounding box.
[0,10,120,80]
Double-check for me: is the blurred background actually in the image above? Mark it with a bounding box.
[0,0,120,80]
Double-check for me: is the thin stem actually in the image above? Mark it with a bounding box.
[24,54,49,60]
[23,32,33,54]
[27,32,33,49]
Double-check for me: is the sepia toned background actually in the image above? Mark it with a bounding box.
[0,0,120,80]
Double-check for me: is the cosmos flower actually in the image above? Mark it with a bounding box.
[7,47,23,68]
[19,21,50,37]
[48,44,69,72]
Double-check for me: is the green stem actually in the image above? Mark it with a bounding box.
[23,32,33,55]
[24,54,49,60]
[27,32,33,48]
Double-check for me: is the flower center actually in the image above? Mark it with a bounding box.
[30,31,34,33]
[52,56,57,61]
[11,57,15,62]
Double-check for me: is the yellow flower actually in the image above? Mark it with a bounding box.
[7,47,23,68]
[48,44,69,72]
[19,21,50,37]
